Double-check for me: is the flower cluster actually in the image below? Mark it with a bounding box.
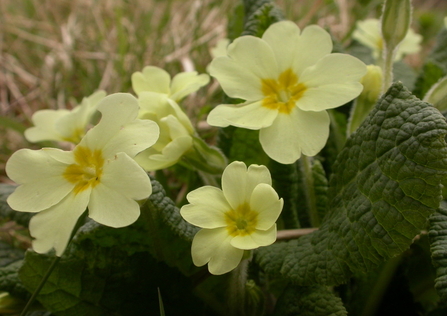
[7,94,159,255]
[6,20,370,275]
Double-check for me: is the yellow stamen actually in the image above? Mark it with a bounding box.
[224,202,258,237]
[261,68,307,114]
[63,146,104,194]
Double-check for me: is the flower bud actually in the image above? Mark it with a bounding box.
[381,0,412,51]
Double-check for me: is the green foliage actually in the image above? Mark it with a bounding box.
[0,260,29,299]
[429,207,447,303]
[273,285,347,316]
[242,0,284,37]
[269,161,301,229]
[413,61,446,99]
[256,82,447,286]
[429,28,447,72]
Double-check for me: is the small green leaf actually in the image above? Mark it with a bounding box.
[273,284,347,316]
[413,61,445,99]
[256,82,447,286]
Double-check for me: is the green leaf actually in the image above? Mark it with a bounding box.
[273,284,347,316]
[269,160,301,229]
[74,177,198,276]
[429,207,447,301]
[256,82,447,286]
[218,127,269,166]
[429,27,447,72]
[413,61,446,100]
[0,260,29,299]
[0,183,33,227]
[393,61,417,91]
[242,0,284,37]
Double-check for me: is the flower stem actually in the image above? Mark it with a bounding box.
[300,155,320,227]
[228,254,250,316]
[381,46,395,94]
[20,255,60,316]
[360,255,402,316]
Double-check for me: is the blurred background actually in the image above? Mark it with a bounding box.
[1,0,446,178]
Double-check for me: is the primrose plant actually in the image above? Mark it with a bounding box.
[2,0,447,315]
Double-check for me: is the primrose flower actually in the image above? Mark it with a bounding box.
[211,38,230,58]
[131,66,210,103]
[353,18,422,61]
[207,21,366,164]
[135,93,195,171]
[25,90,106,144]
[6,94,159,256]
[180,161,283,275]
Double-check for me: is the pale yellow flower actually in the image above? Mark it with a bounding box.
[6,94,159,256]
[211,38,230,59]
[353,18,422,61]
[24,91,106,144]
[131,66,210,103]
[134,93,195,171]
[180,161,283,275]
[207,21,366,164]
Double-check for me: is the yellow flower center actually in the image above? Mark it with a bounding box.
[261,68,307,114]
[224,202,258,237]
[63,146,104,194]
[62,128,85,144]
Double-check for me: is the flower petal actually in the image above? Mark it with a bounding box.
[88,153,151,227]
[170,72,210,102]
[207,101,277,129]
[24,109,70,143]
[262,22,332,74]
[180,186,230,228]
[209,36,277,100]
[132,66,171,96]
[250,183,283,230]
[222,161,248,209]
[259,108,330,164]
[135,135,192,171]
[245,165,272,195]
[29,190,89,256]
[6,149,74,212]
[192,228,244,275]
[82,93,159,158]
[230,225,277,249]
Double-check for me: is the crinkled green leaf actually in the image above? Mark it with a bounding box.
[218,127,269,166]
[256,82,447,286]
[0,240,24,268]
[413,61,446,100]
[312,160,329,223]
[269,160,301,229]
[0,260,29,299]
[242,0,283,37]
[74,177,198,275]
[273,284,347,316]
[0,183,33,227]
[429,207,447,302]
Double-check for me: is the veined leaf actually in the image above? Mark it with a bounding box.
[256,82,447,286]
[273,284,347,316]
[429,27,447,72]
[429,207,447,301]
